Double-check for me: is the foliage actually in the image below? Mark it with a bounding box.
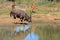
[35,23,60,40]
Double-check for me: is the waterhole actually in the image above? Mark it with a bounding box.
[0,23,39,40]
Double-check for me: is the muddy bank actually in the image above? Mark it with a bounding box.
[0,14,60,26]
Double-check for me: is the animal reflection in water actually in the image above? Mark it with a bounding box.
[25,32,39,40]
[14,24,39,40]
[11,19,39,40]
[15,24,31,33]
[10,9,32,23]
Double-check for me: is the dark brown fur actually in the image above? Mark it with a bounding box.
[10,9,32,22]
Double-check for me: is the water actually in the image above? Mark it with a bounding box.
[25,32,39,40]
[15,24,32,32]
[0,24,39,40]
[15,24,39,40]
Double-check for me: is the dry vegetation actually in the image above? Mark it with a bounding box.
[0,0,60,40]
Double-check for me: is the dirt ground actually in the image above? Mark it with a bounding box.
[0,14,60,26]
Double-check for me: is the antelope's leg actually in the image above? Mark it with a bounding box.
[21,18,25,23]
[13,15,17,23]
[21,19,23,22]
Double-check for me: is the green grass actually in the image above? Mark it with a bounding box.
[0,0,60,15]
[35,23,60,40]
[16,0,60,7]
[0,29,12,40]
[0,8,10,15]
